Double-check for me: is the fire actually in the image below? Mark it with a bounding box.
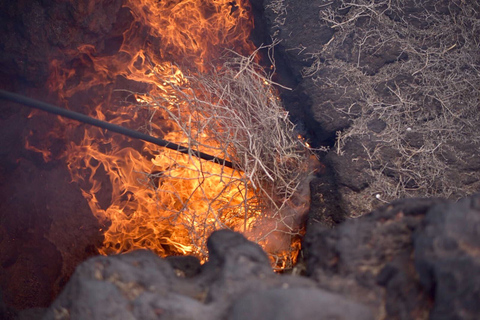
[31,0,315,270]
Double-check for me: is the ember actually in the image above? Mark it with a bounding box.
[29,0,318,270]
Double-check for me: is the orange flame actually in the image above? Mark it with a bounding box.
[33,0,312,270]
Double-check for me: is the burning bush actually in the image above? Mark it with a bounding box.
[30,0,320,271]
[101,49,319,269]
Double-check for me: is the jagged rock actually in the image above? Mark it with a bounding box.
[414,194,480,320]
[41,230,359,320]
[195,229,319,317]
[14,194,480,320]
[304,198,445,319]
[304,195,480,319]
[165,256,202,278]
[41,250,214,320]
[230,287,373,320]
[206,228,273,278]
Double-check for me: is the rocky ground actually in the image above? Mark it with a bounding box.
[262,0,480,220]
[1,0,480,319]
[4,194,480,319]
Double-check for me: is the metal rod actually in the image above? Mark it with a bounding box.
[0,89,236,169]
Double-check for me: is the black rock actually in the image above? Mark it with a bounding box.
[304,197,445,319]
[40,230,342,320]
[201,230,318,316]
[304,194,480,319]
[230,287,373,320]
[414,194,480,320]
[165,256,202,278]
[41,250,214,320]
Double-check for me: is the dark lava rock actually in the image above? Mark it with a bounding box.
[321,137,375,217]
[40,230,365,320]
[414,194,480,320]
[308,172,346,227]
[0,155,103,311]
[325,137,372,193]
[199,229,319,317]
[0,0,126,85]
[230,287,373,320]
[367,119,387,134]
[304,194,480,319]
[206,229,272,276]
[165,256,202,278]
[22,194,480,320]
[41,250,213,320]
[263,0,363,139]
[304,197,446,319]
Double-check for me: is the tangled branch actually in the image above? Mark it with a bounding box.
[127,48,318,269]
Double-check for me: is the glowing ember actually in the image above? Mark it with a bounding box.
[30,0,318,270]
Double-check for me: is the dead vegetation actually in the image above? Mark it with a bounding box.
[129,47,318,269]
[302,0,480,209]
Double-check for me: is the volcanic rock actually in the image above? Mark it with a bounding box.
[7,194,480,320]
[230,287,372,320]
[304,198,438,319]
[304,194,480,319]
[40,230,373,320]
[414,195,480,319]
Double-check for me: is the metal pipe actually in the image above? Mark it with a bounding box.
[0,89,236,169]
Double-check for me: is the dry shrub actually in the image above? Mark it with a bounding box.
[304,0,480,207]
[131,48,318,269]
